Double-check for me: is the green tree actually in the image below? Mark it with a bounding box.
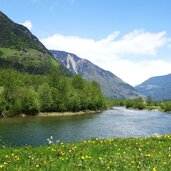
[38,83,53,112]
[146,96,153,106]
[160,101,171,112]
[125,98,145,110]
[19,87,40,115]
[72,75,85,90]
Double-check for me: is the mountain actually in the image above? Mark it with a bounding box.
[0,11,58,74]
[50,50,140,99]
[0,11,109,116]
[135,74,171,100]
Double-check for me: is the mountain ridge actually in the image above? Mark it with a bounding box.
[135,73,171,100]
[0,11,49,52]
[50,50,141,99]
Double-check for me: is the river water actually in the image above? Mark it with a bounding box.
[0,107,171,146]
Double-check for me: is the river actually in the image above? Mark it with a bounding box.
[0,107,171,146]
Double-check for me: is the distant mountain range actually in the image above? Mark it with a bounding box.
[135,73,171,100]
[50,50,141,99]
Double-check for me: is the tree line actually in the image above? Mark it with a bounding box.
[111,97,171,112]
[0,68,108,117]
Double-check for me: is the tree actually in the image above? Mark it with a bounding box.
[18,87,40,115]
[146,96,153,106]
[38,83,53,112]
[125,98,145,110]
[160,101,171,112]
[72,75,85,90]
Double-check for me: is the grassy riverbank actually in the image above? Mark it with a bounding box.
[0,135,171,170]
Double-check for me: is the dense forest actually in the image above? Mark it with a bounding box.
[0,68,108,117]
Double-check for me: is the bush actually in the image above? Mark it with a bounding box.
[160,101,171,112]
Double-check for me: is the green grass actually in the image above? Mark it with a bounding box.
[0,48,19,58]
[0,48,57,74]
[0,135,171,170]
[50,57,59,67]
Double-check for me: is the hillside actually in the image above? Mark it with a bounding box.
[0,11,108,116]
[135,74,171,100]
[0,11,58,74]
[50,50,140,99]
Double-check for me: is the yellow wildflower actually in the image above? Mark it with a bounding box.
[0,164,4,169]
[153,167,157,171]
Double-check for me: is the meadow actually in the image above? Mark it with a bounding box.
[0,135,171,170]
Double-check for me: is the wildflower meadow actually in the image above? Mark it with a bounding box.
[0,135,171,170]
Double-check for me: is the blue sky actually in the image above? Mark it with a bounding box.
[1,0,171,85]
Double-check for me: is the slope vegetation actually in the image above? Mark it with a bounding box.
[0,11,58,74]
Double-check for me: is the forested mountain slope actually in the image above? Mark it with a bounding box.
[0,11,107,116]
[0,11,58,74]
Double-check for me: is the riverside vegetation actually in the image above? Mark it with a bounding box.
[0,135,171,170]
[111,97,171,112]
[0,68,108,117]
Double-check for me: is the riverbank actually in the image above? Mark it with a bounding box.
[0,110,102,118]
[37,110,101,117]
[0,135,171,170]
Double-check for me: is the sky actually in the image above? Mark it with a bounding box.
[1,0,171,86]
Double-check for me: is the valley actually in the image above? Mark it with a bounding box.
[0,3,171,170]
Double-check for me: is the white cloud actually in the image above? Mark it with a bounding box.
[112,30,167,55]
[98,59,171,86]
[41,30,170,86]
[21,20,32,30]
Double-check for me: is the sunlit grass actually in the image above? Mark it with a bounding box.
[0,135,171,170]
[0,48,19,58]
